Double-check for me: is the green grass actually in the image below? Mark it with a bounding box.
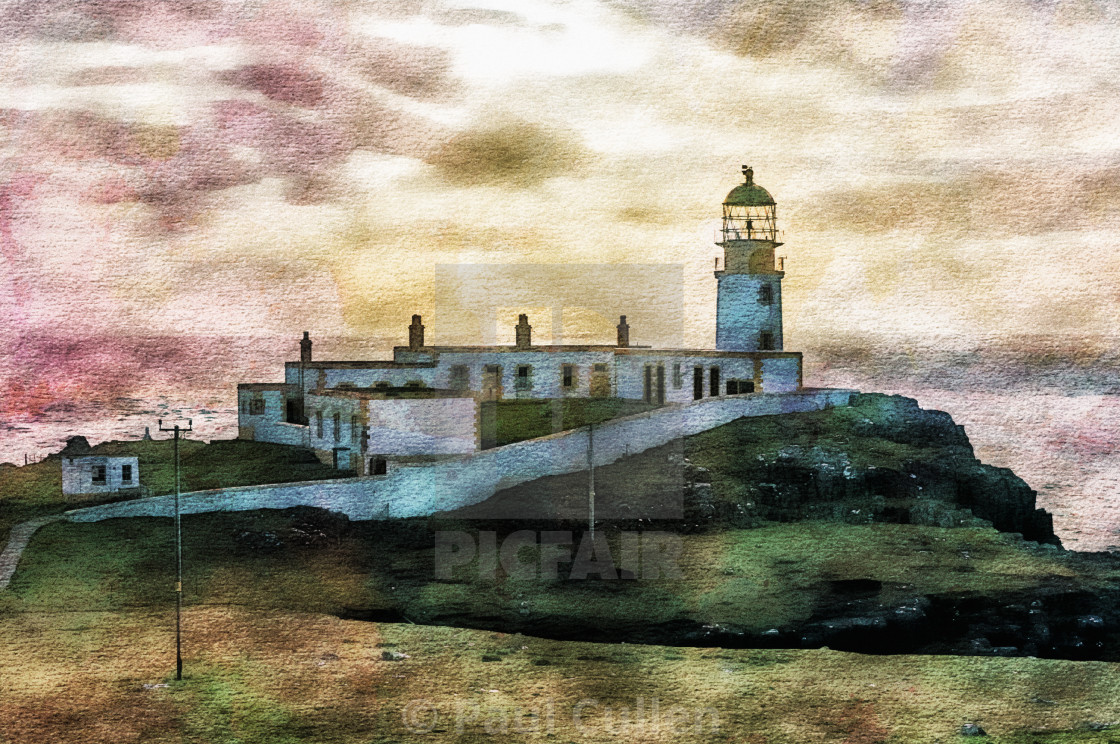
[2,512,1087,639]
[685,398,944,494]
[5,511,1120,743]
[0,439,347,550]
[490,398,662,446]
[1,510,381,617]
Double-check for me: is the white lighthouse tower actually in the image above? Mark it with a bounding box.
[715,165,784,352]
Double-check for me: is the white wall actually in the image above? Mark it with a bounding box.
[281,349,801,404]
[716,273,783,351]
[365,397,478,455]
[62,456,140,495]
[238,387,308,446]
[304,394,480,458]
[66,389,854,523]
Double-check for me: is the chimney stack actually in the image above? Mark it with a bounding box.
[515,314,532,349]
[616,315,630,348]
[300,331,312,363]
[408,315,425,351]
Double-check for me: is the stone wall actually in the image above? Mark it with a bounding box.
[66,388,854,524]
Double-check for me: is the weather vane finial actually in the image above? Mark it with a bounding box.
[742,164,753,184]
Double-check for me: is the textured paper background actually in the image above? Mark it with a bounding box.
[1,0,1117,548]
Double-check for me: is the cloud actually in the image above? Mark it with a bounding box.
[427,119,591,188]
[3,0,1120,415]
[224,63,326,107]
[796,158,1120,238]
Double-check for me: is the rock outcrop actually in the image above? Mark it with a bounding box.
[681,393,1060,545]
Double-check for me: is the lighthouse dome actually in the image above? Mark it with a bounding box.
[723,166,774,206]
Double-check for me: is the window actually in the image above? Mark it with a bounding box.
[91,465,106,484]
[240,397,249,414]
[249,397,265,415]
[449,365,470,390]
[593,363,608,373]
[371,458,387,476]
[351,415,361,442]
[333,412,341,441]
[516,365,532,390]
[759,331,775,351]
[672,363,682,389]
[121,464,132,483]
[316,410,323,438]
[693,366,704,400]
[561,364,575,388]
[727,380,756,395]
[758,284,774,306]
[709,366,720,397]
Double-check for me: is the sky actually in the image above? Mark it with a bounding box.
[3,0,1120,420]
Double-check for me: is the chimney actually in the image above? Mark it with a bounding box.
[300,331,312,363]
[616,315,630,348]
[408,315,424,351]
[515,314,532,349]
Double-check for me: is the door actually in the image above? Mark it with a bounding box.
[693,366,703,400]
[710,366,720,397]
[643,365,653,403]
[589,363,611,397]
[656,365,665,404]
[481,364,503,401]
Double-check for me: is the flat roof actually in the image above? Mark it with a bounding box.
[393,345,649,353]
[284,361,437,370]
[393,346,799,358]
[307,386,476,400]
[237,382,295,391]
[284,347,802,368]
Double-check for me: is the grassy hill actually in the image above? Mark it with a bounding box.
[2,395,1114,742]
[0,438,346,548]
[3,510,1120,742]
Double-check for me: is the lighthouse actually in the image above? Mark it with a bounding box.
[715,165,784,352]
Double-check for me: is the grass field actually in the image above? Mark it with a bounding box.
[5,604,1120,743]
[0,439,346,549]
[4,399,1116,742]
[4,512,1092,635]
[490,397,662,446]
[5,512,1120,742]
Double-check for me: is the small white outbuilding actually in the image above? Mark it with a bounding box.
[62,456,140,496]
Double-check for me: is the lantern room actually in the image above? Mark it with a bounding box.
[718,165,781,245]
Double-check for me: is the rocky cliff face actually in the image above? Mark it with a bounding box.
[683,393,1060,545]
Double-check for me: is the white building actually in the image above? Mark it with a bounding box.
[62,456,140,496]
[238,166,803,471]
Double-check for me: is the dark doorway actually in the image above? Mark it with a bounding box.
[709,367,720,397]
[590,363,611,397]
[482,365,503,401]
[656,365,665,404]
[693,366,703,400]
[643,365,653,403]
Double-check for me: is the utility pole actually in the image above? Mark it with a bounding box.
[587,421,595,539]
[158,418,191,681]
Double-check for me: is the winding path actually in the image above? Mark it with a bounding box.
[0,515,62,590]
